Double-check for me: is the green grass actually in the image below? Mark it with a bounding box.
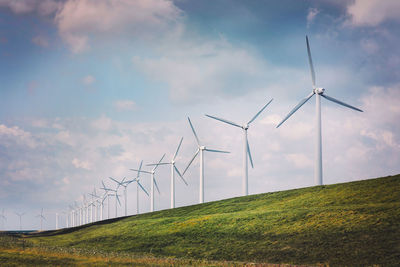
[6,174,400,266]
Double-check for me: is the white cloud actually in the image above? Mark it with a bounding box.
[0,0,59,15]
[82,75,95,85]
[91,115,112,131]
[113,100,137,111]
[0,124,37,148]
[72,158,91,170]
[285,153,313,168]
[347,0,400,26]
[32,35,49,47]
[54,0,182,53]
[133,38,268,103]
[307,7,319,27]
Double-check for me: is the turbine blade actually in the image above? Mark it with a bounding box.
[182,149,200,175]
[153,154,166,171]
[109,177,121,185]
[138,181,149,196]
[136,160,143,179]
[276,91,315,128]
[116,194,121,206]
[204,148,230,153]
[147,163,170,166]
[174,165,188,186]
[188,117,200,146]
[247,139,254,168]
[306,35,316,88]
[173,137,184,161]
[205,114,242,128]
[248,98,273,125]
[130,169,152,174]
[154,178,161,194]
[321,94,363,112]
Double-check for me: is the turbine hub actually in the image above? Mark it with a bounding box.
[243,124,249,130]
[314,87,325,94]
[200,146,205,150]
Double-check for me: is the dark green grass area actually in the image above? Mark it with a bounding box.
[10,175,400,265]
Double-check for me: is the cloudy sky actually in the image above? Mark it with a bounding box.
[1,0,399,230]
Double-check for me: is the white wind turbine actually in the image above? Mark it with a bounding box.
[0,209,6,230]
[129,160,149,214]
[100,180,113,219]
[74,201,80,226]
[102,181,121,218]
[109,177,133,216]
[206,98,273,196]
[130,154,165,212]
[147,137,188,209]
[15,212,25,231]
[37,208,46,231]
[182,117,230,204]
[68,205,75,227]
[276,36,363,185]
[89,188,101,222]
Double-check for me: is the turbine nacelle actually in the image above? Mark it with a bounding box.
[200,145,206,150]
[242,124,249,130]
[314,87,325,94]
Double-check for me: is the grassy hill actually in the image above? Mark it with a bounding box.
[6,174,400,265]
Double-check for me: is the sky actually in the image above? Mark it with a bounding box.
[1,0,400,230]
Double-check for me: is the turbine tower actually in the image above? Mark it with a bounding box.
[206,98,273,196]
[276,36,363,185]
[183,117,229,204]
[129,160,149,214]
[131,155,165,212]
[147,137,188,209]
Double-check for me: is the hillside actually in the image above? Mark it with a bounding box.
[16,175,400,265]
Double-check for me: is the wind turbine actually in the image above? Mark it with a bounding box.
[100,192,108,220]
[89,188,101,222]
[15,212,25,231]
[103,180,122,218]
[130,154,165,212]
[147,137,188,209]
[109,177,133,216]
[276,36,363,185]
[100,180,113,219]
[37,208,46,231]
[129,160,149,214]
[0,209,6,230]
[206,98,273,196]
[183,117,230,204]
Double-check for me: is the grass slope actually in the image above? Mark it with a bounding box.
[23,175,400,265]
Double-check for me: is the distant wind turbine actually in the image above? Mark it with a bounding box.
[206,98,273,196]
[129,160,149,214]
[100,180,113,219]
[183,117,229,204]
[131,154,165,212]
[147,137,188,209]
[36,208,46,231]
[276,36,363,185]
[0,209,6,230]
[109,177,134,216]
[15,212,25,231]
